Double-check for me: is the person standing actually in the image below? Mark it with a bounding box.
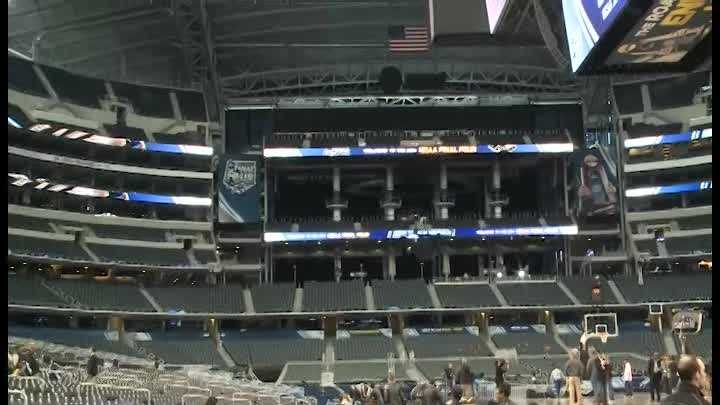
[622,359,633,397]
[602,354,614,402]
[648,353,663,402]
[495,359,508,387]
[444,363,455,390]
[565,348,585,405]
[86,347,101,381]
[660,355,710,405]
[550,364,565,399]
[455,358,475,403]
[494,383,516,405]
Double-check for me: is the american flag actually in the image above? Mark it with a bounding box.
[388,25,430,52]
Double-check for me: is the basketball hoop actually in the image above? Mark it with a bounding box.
[598,332,609,344]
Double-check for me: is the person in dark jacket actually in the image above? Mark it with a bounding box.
[86,347,101,380]
[660,355,710,405]
[444,363,456,390]
[455,358,475,403]
[495,359,508,387]
[648,353,663,402]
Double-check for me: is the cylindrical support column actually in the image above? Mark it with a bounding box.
[474,312,489,336]
[492,160,502,218]
[334,256,342,282]
[441,253,451,279]
[387,253,397,281]
[385,167,395,221]
[439,164,449,220]
[477,255,485,278]
[333,167,341,221]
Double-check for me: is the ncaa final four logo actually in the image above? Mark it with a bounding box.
[223,160,256,195]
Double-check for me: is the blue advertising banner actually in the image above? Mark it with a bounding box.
[217,155,261,223]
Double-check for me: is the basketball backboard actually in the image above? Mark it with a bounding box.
[649,304,663,315]
[672,309,703,335]
[584,313,618,340]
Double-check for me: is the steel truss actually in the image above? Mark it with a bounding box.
[172,0,222,120]
[228,93,579,110]
[222,63,578,98]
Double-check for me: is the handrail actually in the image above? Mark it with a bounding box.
[7,389,28,405]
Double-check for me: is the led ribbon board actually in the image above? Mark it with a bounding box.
[625,180,712,198]
[264,225,578,242]
[263,143,574,158]
[624,128,712,148]
[8,173,211,206]
[26,123,213,156]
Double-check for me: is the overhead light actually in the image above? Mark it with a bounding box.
[517,270,525,278]
[496,272,503,279]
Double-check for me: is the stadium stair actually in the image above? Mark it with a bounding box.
[427,283,442,309]
[488,283,509,306]
[215,338,237,368]
[243,288,256,314]
[139,286,164,312]
[393,333,408,361]
[365,284,376,311]
[293,287,304,312]
[40,279,78,307]
[555,280,581,305]
[606,279,629,304]
[81,243,100,262]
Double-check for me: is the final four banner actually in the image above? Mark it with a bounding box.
[217,155,261,223]
[573,147,618,217]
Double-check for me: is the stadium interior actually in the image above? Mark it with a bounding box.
[6,1,712,405]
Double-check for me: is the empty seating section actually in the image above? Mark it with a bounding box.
[194,249,218,264]
[497,283,573,306]
[7,276,64,306]
[8,214,53,232]
[335,336,395,360]
[153,131,205,145]
[88,243,191,267]
[634,239,659,256]
[492,332,565,355]
[665,236,712,255]
[435,284,501,308]
[678,321,712,357]
[47,279,154,311]
[91,225,169,241]
[562,329,664,354]
[42,65,106,108]
[405,333,492,358]
[303,281,366,312]
[110,81,174,119]
[135,334,223,365]
[176,90,207,122]
[9,325,137,357]
[372,279,433,309]
[8,57,48,96]
[282,363,322,382]
[560,278,619,304]
[147,286,244,313]
[613,274,712,303]
[334,362,403,382]
[8,234,89,261]
[223,336,323,366]
[251,283,296,312]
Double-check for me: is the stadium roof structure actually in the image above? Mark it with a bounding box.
[8,1,578,105]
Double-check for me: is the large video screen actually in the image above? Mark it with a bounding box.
[606,0,712,65]
[562,0,630,72]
